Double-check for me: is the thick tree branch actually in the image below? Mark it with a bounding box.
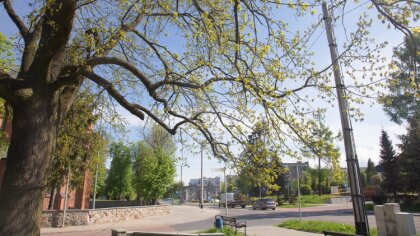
[82,70,146,120]
[87,57,154,91]
[20,18,43,78]
[27,0,76,84]
[2,0,29,42]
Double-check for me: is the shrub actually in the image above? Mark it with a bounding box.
[300,185,312,195]
[372,194,387,205]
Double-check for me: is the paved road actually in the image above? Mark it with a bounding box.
[41,203,420,236]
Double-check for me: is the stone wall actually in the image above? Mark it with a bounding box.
[41,205,171,228]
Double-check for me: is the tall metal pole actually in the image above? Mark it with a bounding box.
[224,167,228,216]
[200,144,204,209]
[322,3,369,235]
[180,164,183,203]
[93,105,104,209]
[62,164,71,227]
[296,163,302,221]
[92,163,99,209]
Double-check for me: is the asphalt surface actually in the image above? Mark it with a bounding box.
[41,203,420,236]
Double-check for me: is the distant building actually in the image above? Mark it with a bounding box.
[183,177,221,202]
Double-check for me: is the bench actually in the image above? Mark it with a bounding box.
[323,231,357,236]
[214,215,247,235]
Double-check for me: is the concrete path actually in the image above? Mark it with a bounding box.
[41,205,322,236]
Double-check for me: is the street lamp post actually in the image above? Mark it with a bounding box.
[200,144,204,209]
[296,162,302,221]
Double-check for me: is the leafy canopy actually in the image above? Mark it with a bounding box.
[0,0,409,165]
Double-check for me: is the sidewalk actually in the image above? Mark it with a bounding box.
[41,205,323,236]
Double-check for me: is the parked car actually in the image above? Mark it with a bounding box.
[253,198,277,210]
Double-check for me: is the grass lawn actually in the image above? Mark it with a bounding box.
[197,227,245,236]
[278,220,378,235]
[278,195,332,208]
[300,195,332,204]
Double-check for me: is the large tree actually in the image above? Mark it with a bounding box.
[380,33,419,124]
[0,0,416,234]
[105,142,134,200]
[301,114,341,195]
[132,141,176,204]
[398,118,420,194]
[238,120,285,194]
[379,130,399,200]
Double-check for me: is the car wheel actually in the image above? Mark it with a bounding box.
[253,207,256,210]
[241,205,245,208]
[262,207,266,210]
[272,208,276,210]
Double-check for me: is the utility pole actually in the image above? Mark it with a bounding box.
[296,162,302,221]
[200,143,204,209]
[322,3,369,235]
[62,164,71,227]
[180,164,183,203]
[224,167,228,217]
[93,103,104,209]
[92,163,99,209]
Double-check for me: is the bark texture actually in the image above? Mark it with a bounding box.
[0,93,60,235]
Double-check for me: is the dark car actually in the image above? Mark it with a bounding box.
[253,198,277,210]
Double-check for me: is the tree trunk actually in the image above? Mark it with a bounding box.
[0,95,60,235]
[48,187,56,210]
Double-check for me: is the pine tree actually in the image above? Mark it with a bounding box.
[398,118,420,194]
[379,130,399,201]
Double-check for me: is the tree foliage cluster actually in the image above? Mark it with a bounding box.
[380,33,419,124]
[48,91,108,197]
[105,125,177,204]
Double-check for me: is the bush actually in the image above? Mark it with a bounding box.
[372,194,387,205]
[365,203,374,211]
[300,185,312,195]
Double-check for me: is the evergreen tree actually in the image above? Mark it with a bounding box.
[366,158,376,186]
[398,118,420,194]
[379,130,399,200]
[380,33,419,124]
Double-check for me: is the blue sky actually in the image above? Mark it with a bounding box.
[0,1,410,184]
